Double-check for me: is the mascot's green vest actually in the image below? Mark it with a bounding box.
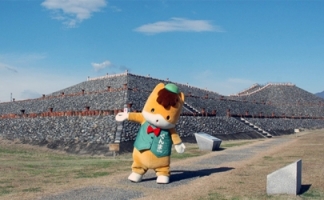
[134,121,172,157]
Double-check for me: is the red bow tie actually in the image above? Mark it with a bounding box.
[147,125,161,137]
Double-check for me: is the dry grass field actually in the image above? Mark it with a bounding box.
[0,129,323,200]
[140,129,324,200]
[198,129,324,200]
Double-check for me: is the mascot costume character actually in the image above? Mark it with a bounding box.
[115,83,185,184]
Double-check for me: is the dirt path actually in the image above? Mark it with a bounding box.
[37,132,309,200]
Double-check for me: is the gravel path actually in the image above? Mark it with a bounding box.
[40,137,291,200]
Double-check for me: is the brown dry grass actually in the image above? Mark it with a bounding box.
[1,129,324,200]
[0,138,208,200]
[138,129,324,200]
[0,140,129,200]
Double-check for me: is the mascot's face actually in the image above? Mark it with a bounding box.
[142,83,184,129]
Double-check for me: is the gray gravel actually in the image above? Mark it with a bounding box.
[40,137,291,200]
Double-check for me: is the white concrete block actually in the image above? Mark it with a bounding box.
[267,160,302,195]
[194,132,222,151]
[294,129,300,133]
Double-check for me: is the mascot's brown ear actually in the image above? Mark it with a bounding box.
[179,92,185,103]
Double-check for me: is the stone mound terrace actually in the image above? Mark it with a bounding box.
[1,71,324,118]
[1,71,324,155]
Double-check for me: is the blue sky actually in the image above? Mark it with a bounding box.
[0,0,323,102]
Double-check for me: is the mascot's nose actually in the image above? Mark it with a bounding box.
[156,119,159,122]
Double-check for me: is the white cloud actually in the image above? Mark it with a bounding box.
[134,18,224,35]
[91,60,112,71]
[90,60,130,74]
[41,0,107,27]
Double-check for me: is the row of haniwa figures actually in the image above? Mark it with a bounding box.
[0,108,123,119]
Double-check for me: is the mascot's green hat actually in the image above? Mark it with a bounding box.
[165,83,179,94]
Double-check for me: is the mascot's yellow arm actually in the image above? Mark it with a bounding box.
[128,113,182,145]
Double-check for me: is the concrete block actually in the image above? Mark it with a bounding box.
[294,129,300,133]
[194,132,222,151]
[267,159,302,195]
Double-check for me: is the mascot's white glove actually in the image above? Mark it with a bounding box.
[115,112,129,122]
[175,143,186,153]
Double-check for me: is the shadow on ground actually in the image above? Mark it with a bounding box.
[141,167,234,183]
[299,184,312,195]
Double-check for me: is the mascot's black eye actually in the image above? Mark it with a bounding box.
[151,108,155,113]
[166,116,170,120]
